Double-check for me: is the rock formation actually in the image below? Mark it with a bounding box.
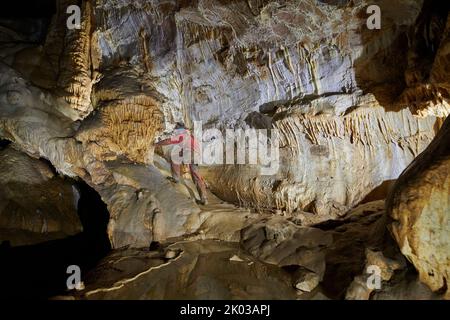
[388,115,450,299]
[0,0,449,300]
[0,146,82,246]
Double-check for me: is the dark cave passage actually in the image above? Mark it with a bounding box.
[0,139,11,150]
[0,180,111,299]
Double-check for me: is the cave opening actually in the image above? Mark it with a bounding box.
[0,139,11,150]
[0,179,111,299]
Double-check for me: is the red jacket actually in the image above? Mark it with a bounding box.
[157,129,200,154]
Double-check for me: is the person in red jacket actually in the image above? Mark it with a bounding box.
[156,122,208,205]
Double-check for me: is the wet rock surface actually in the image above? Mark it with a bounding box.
[56,200,441,300]
[75,240,299,300]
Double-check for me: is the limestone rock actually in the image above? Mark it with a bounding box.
[0,1,449,302]
[75,240,299,300]
[0,146,82,246]
[102,161,202,246]
[344,276,373,300]
[241,216,332,278]
[294,271,320,293]
[2,0,449,248]
[388,115,450,298]
[371,276,442,300]
[0,62,200,248]
[345,249,406,300]
[64,200,400,300]
[204,105,439,219]
[399,2,450,118]
[76,67,164,163]
[9,0,95,119]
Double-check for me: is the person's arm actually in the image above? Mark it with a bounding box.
[156,135,184,146]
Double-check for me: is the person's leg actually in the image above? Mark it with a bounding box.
[169,162,181,183]
[189,164,208,205]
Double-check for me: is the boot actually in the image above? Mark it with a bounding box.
[166,176,179,183]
